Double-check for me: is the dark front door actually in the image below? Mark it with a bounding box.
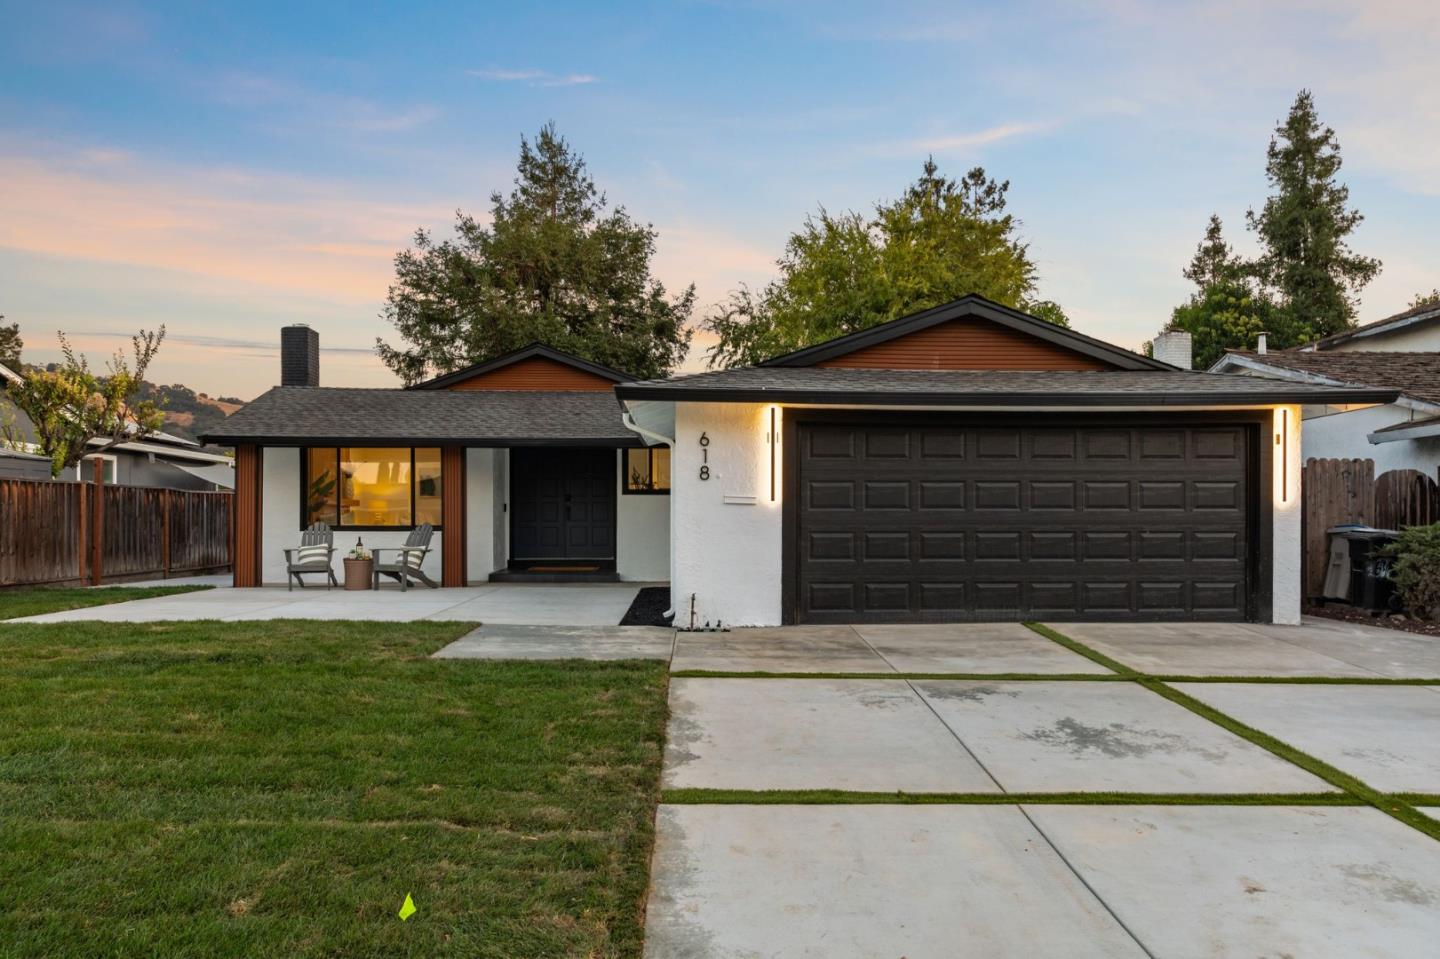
[510,447,616,562]
[793,418,1254,624]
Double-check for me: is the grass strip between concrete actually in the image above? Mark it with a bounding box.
[1024,622,1440,843]
[663,789,1362,806]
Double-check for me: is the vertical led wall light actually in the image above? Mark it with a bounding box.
[1278,408,1289,503]
[768,406,778,501]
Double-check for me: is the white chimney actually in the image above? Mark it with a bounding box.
[1256,331,1268,355]
[1152,330,1194,370]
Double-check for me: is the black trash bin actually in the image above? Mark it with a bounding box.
[1323,525,1399,611]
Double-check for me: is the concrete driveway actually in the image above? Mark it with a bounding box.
[648,618,1440,958]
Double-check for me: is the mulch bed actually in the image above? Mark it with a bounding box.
[1306,604,1440,638]
[620,586,673,627]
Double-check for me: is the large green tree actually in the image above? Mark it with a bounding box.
[0,316,20,369]
[376,124,694,384]
[705,160,1068,368]
[1245,89,1380,337]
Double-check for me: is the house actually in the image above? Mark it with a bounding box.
[1208,303,1440,477]
[206,298,1392,624]
[0,361,235,489]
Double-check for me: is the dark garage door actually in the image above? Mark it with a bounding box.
[794,419,1254,623]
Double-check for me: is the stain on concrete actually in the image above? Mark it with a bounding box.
[1338,862,1439,906]
[1022,716,1229,761]
[920,684,1023,704]
[665,710,706,769]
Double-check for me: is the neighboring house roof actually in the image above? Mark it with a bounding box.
[409,343,632,390]
[1301,302,1440,351]
[1210,351,1440,406]
[201,386,642,446]
[1368,413,1440,445]
[614,367,1396,406]
[759,294,1172,371]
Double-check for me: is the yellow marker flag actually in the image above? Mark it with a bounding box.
[398,893,417,921]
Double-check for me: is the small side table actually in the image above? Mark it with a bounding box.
[343,558,373,590]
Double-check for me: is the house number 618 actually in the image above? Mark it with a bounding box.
[697,431,710,480]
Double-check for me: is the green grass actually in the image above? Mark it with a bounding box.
[664,788,1360,806]
[0,584,212,620]
[0,621,670,958]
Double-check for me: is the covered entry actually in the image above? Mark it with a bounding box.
[790,415,1261,624]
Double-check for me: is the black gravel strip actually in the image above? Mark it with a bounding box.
[620,587,672,627]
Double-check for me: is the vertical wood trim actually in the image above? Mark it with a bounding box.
[233,444,263,587]
[441,446,466,586]
[76,481,88,583]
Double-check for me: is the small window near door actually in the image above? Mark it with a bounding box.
[623,447,670,494]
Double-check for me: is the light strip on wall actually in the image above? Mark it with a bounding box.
[1281,408,1288,503]
[769,406,777,502]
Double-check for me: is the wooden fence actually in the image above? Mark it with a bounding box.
[0,478,232,588]
[1301,458,1440,599]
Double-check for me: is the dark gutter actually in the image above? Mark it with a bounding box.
[612,385,1401,406]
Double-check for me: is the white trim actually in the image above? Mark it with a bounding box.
[0,362,20,385]
[1369,419,1440,444]
[1301,306,1440,350]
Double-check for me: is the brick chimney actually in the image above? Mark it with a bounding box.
[1152,330,1194,370]
[280,324,319,387]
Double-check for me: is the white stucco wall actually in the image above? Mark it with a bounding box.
[1302,404,1440,476]
[667,404,1304,626]
[671,402,783,627]
[259,447,442,586]
[616,450,671,581]
[1327,323,1440,352]
[1272,406,1302,625]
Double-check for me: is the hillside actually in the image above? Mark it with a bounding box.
[135,382,247,445]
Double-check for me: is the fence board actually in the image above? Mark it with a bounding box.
[0,478,232,587]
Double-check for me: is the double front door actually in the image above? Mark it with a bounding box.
[510,447,616,562]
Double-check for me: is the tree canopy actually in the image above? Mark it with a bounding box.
[704,159,1068,368]
[0,317,20,369]
[1245,89,1380,337]
[2,328,166,477]
[376,123,694,384]
[1158,91,1380,366]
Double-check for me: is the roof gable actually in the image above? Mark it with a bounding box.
[1305,303,1440,351]
[759,295,1167,371]
[410,344,629,391]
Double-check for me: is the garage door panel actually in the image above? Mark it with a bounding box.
[795,421,1252,623]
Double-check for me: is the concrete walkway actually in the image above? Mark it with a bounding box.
[8,582,645,626]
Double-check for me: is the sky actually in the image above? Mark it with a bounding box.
[1,0,1437,399]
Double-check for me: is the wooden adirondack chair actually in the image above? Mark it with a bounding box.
[283,522,338,590]
[372,523,438,590]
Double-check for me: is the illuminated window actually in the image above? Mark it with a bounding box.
[302,447,442,528]
[623,447,670,494]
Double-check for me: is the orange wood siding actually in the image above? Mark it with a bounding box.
[440,446,466,586]
[233,444,263,587]
[445,356,616,391]
[816,317,1115,371]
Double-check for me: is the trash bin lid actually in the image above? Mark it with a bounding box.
[1327,524,1401,538]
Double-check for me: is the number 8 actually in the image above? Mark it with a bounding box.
[699,465,710,481]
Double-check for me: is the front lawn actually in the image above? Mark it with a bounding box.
[0,621,670,958]
[0,584,213,620]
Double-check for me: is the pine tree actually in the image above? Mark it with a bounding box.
[376,124,694,384]
[1183,215,1240,291]
[0,317,20,369]
[1246,90,1380,337]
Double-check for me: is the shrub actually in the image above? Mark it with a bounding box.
[1384,523,1440,619]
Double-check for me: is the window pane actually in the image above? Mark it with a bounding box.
[305,448,339,526]
[653,447,671,490]
[625,448,652,492]
[414,448,442,526]
[340,447,412,527]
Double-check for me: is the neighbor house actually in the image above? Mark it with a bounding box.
[206,298,1393,625]
[1208,302,1440,477]
[0,361,235,489]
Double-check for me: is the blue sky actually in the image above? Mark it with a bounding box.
[1,0,1436,397]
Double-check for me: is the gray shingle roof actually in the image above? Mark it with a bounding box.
[1223,351,1440,405]
[201,387,640,446]
[614,367,1397,406]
